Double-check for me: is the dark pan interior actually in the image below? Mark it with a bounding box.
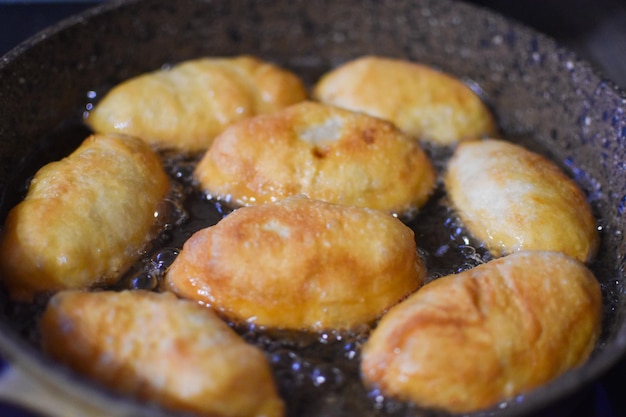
[0,0,626,416]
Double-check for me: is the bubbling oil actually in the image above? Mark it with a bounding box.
[0,126,618,417]
[102,141,495,417]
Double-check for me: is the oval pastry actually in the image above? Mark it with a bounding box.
[194,101,436,214]
[361,251,601,413]
[0,134,170,301]
[165,196,425,330]
[40,290,284,417]
[87,55,307,152]
[312,55,497,144]
[444,139,598,263]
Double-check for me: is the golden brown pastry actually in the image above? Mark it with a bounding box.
[87,55,308,152]
[194,101,436,214]
[361,251,601,413]
[165,196,425,330]
[0,134,170,301]
[312,55,497,144]
[444,138,598,263]
[40,290,284,417]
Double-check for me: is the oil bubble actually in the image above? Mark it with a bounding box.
[150,247,179,270]
[129,272,158,290]
[310,364,344,388]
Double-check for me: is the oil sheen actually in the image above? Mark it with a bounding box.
[0,127,613,417]
[114,142,496,417]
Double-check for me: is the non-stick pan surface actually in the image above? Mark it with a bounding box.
[0,0,625,416]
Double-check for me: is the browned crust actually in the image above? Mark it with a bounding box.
[195,101,436,214]
[165,196,426,330]
[361,251,602,413]
[40,290,285,417]
[313,55,498,144]
[0,134,170,301]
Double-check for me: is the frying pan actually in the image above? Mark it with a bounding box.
[0,0,625,416]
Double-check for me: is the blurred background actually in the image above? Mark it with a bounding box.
[0,1,625,416]
[1,0,625,89]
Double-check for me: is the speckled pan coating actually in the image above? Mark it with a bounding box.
[0,1,625,417]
